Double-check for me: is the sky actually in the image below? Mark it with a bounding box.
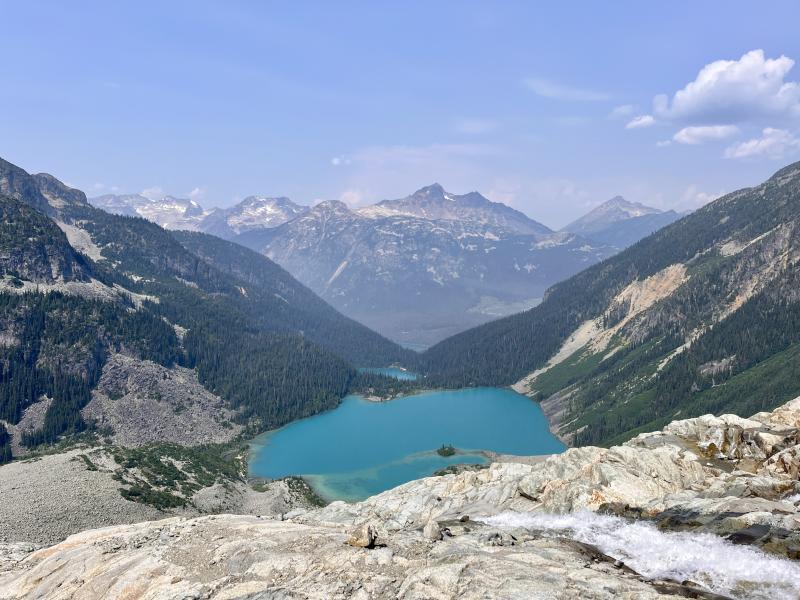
[2,1,800,228]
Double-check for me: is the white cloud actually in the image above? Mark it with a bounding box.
[524,78,611,102]
[339,189,364,206]
[140,186,165,201]
[625,115,655,129]
[724,127,800,159]
[188,187,206,201]
[331,156,352,166]
[656,140,672,147]
[680,184,724,209]
[653,50,800,124]
[609,104,637,119]
[453,118,497,135]
[673,125,739,145]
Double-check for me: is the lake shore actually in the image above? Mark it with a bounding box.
[248,388,565,502]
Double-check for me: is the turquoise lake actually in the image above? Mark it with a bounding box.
[249,387,565,502]
[357,366,418,380]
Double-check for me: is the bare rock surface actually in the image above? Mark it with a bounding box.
[0,447,314,547]
[82,354,243,446]
[0,449,166,546]
[5,398,800,597]
[0,514,686,599]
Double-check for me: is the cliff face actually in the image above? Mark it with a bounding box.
[4,398,800,599]
[0,197,90,284]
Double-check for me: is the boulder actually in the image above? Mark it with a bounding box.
[347,522,378,548]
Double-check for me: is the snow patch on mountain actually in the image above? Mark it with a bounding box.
[90,193,211,230]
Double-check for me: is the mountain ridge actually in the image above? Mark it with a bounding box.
[234,185,613,346]
[88,185,684,346]
[421,159,800,445]
[0,156,412,461]
[358,183,553,236]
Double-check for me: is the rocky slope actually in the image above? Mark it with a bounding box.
[423,160,800,445]
[0,155,411,462]
[0,446,319,547]
[0,198,90,285]
[0,158,87,218]
[238,185,613,346]
[81,354,243,447]
[4,398,800,598]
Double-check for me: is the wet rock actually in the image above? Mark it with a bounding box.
[726,523,771,545]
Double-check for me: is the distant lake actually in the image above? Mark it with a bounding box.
[249,387,565,502]
[358,366,418,380]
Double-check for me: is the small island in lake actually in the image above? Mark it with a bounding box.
[436,444,456,457]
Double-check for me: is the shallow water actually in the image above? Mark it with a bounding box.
[249,387,565,501]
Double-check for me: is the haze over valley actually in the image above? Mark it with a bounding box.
[89,185,678,346]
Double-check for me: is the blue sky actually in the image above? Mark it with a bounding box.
[2,1,800,227]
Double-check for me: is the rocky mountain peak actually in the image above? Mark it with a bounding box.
[0,159,88,217]
[411,182,446,199]
[562,196,671,241]
[241,195,291,207]
[357,184,551,237]
[592,196,661,218]
[198,195,308,237]
[32,173,89,208]
[312,199,352,214]
[161,195,204,216]
[603,194,629,208]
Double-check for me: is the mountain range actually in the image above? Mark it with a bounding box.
[0,156,413,463]
[96,185,677,346]
[5,154,800,598]
[91,192,308,235]
[13,148,791,457]
[236,185,619,346]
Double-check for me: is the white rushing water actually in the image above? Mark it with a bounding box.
[480,511,800,600]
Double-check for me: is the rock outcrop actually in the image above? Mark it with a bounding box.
[0,447,320,547]
[82,354,242,447]
[4,398,800,598]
